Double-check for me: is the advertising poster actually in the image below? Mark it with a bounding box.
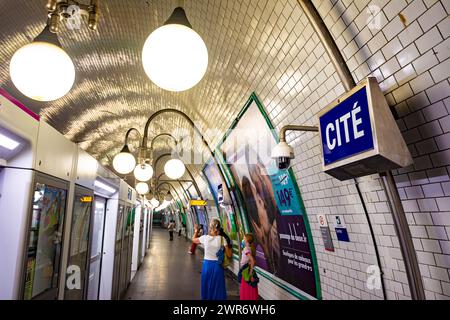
[202,157,245,255]
[218,94,320,299]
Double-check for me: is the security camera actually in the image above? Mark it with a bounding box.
[271,141,295,170]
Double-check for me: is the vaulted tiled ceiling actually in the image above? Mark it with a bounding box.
[0,0,310,179]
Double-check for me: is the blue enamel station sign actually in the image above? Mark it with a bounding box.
[319,86,374,166]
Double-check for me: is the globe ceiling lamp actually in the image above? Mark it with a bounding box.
[133,161,154,182]
[10,25,75,101]
[164,158,186,180]
[142,6,208,92]
[164,191,173,201]
[150,198,160,208]
[9,1,100,101]
[112,145,136,175]
[136,182,150,195]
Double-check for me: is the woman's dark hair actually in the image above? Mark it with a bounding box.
[249,163,278,225]
[241,175,261,227]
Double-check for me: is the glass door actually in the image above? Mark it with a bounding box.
[86,196,106,300]
[65,186,93,300]
[22,174,68,300]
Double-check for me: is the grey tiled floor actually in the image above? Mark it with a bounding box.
[123,227,240,300]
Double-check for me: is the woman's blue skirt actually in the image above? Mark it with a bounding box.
[201,260,227,300]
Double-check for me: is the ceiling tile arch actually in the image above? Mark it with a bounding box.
[0,0,308,179]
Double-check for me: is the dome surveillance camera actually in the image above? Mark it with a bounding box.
[271,141,295,170]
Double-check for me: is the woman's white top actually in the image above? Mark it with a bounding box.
[199,235,225,261]
[240,246,251,266]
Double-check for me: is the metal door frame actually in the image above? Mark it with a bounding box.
[19,171,70,300]
[112,201,125,300]
[64,184,94,300]
[85,195,108,300]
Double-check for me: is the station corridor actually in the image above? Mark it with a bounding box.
[123,228,239,300]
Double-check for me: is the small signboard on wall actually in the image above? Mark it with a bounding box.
[317,214,334,252]
[334,215,350,242]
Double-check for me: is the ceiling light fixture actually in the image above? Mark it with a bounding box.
[150,198,160,208]
[10,26,75,102]
[112,145,136,175]
[0,133,20,150]
[134,162,154,182]
[164,191,173,201]
[142,6,208,92]
[136,182,150,195]
[164,158,186,180]
[9,0,100,101]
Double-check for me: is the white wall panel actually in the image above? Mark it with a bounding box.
[75,147,98,190]
[35,121,76,181]
[0,92,39,168]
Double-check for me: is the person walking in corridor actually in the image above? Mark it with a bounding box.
[192,219,232,300]
[238,234,259,300]
[168,220,175,241]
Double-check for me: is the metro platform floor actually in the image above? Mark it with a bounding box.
[123,227,240,300]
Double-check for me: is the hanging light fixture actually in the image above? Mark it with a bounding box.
[150,198,160,208]
[9,1,100,101]
[142,6,208,92]
[136,182,150,195]
[164,158,186,180]
[133,162,154,182]
[164,191,173,201]
[112,145,136,175]
[10,25,75,101]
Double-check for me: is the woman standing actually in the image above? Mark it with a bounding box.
[192,218,232,300]
[239,234,259,300]
[188,224,203,254]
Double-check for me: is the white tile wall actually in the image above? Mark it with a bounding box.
[311,0,450,300]
[169,0,450,300]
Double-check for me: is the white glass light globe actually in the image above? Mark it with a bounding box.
[112,151,136,175]
[10,42,75,101]
[164,158,186,179]
[142,24,208,92]
[133,163,154,182]
[150,198,160,208]
[164,192,173,201]
[136,182,149,195]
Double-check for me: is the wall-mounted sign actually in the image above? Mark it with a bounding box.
[317,214,334,252]
[80,196,93,203]
[127,187,132,201]
[189,199,207,206]
[318,77,413,181]
[334,215,350,242]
